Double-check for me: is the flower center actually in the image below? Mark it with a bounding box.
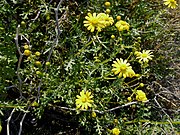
[82,97,87,103]
[120,64,127,71]
[141,53,148,58]
[90,18,98,25]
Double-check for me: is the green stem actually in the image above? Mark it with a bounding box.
[76,37,94,55]
[0,104,26,108]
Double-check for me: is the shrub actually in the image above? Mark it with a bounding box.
[0,0,179,134]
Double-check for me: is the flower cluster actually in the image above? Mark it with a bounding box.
[81,1,153,132]
[84,12,130,33]
[136,90,148,102]
[163,0,178,9]
[112,58,135,78]
[76,90,93,110]
[115,20,130,31]
[83,2,131,33]
[98,13,114,27]
[83,13,114,32]
[135,50,153,63]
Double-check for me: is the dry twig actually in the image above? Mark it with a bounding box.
[6,108,15,135]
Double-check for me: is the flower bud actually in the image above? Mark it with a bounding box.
[106,9,111,14]
[24,50,31,56]
[35,61,42,67]
[45,62,51,66]
[92,112,96,118]
[36,71,43,77]
[35,51,41,57]
[113,119,118,124]
[116,16,121,20]
[111,35,115,39]
[104,2,111,7]
[139,83,144,87]
[21,21,26,27]
[127,97,132,101]
[23,44,29,50]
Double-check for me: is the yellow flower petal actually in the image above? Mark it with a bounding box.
[75,90,94,110]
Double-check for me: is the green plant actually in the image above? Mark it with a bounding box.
[0,0,179,134]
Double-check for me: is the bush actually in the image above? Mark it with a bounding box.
[0,0,179,134]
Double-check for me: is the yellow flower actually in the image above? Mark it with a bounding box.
[83,13,105,32]
[76,90,93,110]
[97,13,114,27]
[115,20,130,31]
[112,58,135,78]
[135,50,153,63]
[112,128,120,135]
[164,0,178,9]
[136,90,147,102]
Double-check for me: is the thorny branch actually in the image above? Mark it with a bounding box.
[31,10,41,22]
[104,101,139,113]
[47,0,63,62]
[15,25,23,97]
[18,106,31,135]
[149,80,179,132]
[21,35,30,47]
[153,96,172,120]
[37,0,64,99]
[15,26,31,98]
[49,101,143,114]
[18,113,27,135]
[11,1,65,134]
[153,95,177,133]
[10,22,32,135]
[7,108,15,135]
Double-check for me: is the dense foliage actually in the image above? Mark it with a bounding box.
[0,0,179,134]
